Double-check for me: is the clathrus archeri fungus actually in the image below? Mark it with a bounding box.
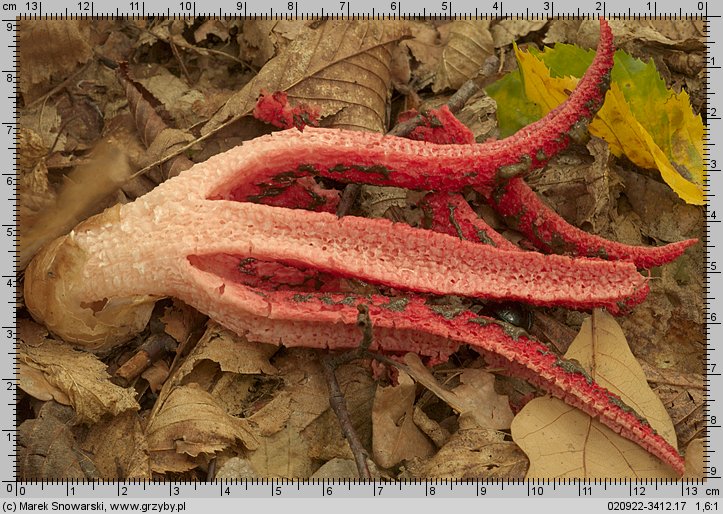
[25,19,693,475]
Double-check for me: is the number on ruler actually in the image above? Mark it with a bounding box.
[78,1,91,10]
[339,1,346,10]
[710,363,717,373]
[129,1,140,10]
[595,1,602,11]
[632,486,646,496]
[287,1,296,10]
[492,1,500,9]
[236,1,245,10]
[543,1,551,10]
[710,312,718,322]
[441,1,451,11]
[697,1,705,10]
[179,1,193,10]
[24,1,38,11]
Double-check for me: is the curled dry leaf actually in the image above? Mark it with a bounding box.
[18,320,139,424]
[179,321,278,378]
[372,371,435,468]
[511,309,679,478]
[146,383,258,474]
[204,20,409,134]
[434,20,494,92]
[403,353,514,430]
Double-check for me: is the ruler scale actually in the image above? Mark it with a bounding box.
[4,0,720,508]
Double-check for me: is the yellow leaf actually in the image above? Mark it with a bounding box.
[511,309,678,478]
[515,45,704,205]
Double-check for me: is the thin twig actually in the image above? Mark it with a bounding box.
[320,305,375,479]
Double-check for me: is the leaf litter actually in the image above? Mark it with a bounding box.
[15,17,706,480]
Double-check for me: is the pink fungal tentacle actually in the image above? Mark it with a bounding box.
[489,177,699,268]
[421,192,520,251]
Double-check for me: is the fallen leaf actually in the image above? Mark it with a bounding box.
[403,353,514,430]
[683,438,705,478]
[18,320,139,424]
[79,411,151,479]
[146,383,258,473]
[18,402,99,480]
[246,350,365,478]
[19,20,92,102]
[204,20,408,134]
[407,428,528,479]
[141,360,170,394]
[179,321,278,378]
[372,370,435,468]
[311,458,359,479]
[238,20,307,68]
[433,20,494,92]
[491,19,548,48]
[492,40,705,204]
[511,309,679,478]
[160,299,207,344]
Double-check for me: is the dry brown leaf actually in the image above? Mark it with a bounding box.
[511,309,679,478]
[18,320,139,424]
[238,20,307,68]
[146,383,258,473]
[141,360,170,394]
[18,402,99,480]
[407,428,528,479]
[160,299,207,344]
[19,142,133,270]
[683,438,705,478]
[179,321,278,379]
[204,20,408,134]
[372,371,435,468]
[401,21,442,89]
[304,362,376,462]
[19,20,92,101]
[231,351,372,478]
[544,19,704,54]
[79,411,151,479]
[491,19,548,48]
[434,20,494,92]
[403,353,514,430]
[311,458,359,479]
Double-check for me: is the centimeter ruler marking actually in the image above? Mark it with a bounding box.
[2,0,721,499]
